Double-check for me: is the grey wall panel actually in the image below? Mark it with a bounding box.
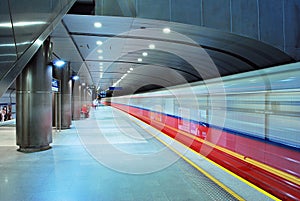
[259,0,284,50]
[102,0,123,16]
[137,0,170,21]
[96,0,136,17]
[284,0,300,60]
[231,0,258,39]
[202,0,230,31]
[171,0,201,26]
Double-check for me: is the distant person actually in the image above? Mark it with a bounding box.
[1,107,7,122]
[81,104,89,118]
[93,99,98,109]
[6,105,12,120]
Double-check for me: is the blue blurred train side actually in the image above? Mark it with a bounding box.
[107,62,300,149]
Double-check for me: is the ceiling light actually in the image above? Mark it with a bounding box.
[0,21,46,28]
[127,71,130,73]
[130,68,133,71]
[72,75,79,80]
[142,52,148,57]
[98,56,103,60]
[36,39,43,46]
[53,60,66,68]
[100,62,103,65]
[138,58,142,62]
[97,49,103,53]
[163,28,171,34]
[149,44,155,49]
[96,40,103,45]
[94,22,102,28]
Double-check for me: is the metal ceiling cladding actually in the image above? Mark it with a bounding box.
[51,15,294,95]
[0,0,77,98]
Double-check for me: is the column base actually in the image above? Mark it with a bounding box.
[17,145,52,153]
[61,126,71,129]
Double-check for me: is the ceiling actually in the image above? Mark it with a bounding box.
[50,14,294,95]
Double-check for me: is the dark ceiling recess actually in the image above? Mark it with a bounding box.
[134,84,165,94]
[68,1,95,15]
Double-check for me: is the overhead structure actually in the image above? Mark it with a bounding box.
[51,15,294,95]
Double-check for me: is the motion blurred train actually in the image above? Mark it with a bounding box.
[104,62,300,200]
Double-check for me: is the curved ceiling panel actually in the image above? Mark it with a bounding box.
[51,15,295,94]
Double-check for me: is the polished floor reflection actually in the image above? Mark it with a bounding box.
[0,106,236,201]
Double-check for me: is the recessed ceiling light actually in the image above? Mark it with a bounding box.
[98,56,103,60]
[142,52,148,57]
[163,28,171,34]
[94,22,102,28]
[97,49,103,53]
[138,58,142,62]
[127,71,130,73]
[130,68,133,71]
[100,62,103,65]
[149,44,155,49]
[96,40,103,46]
[53,60,66,68]
[72,75,79,80]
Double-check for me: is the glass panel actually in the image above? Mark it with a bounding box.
[9,0,62,57]
[0,0,17,80]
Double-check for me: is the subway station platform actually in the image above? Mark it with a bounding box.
[0,106,275,201]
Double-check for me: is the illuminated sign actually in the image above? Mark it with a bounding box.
[52,79,59,92]
[109,87,122,91]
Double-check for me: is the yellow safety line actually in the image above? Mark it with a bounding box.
[129,117,281,201]
[144,116,300,186]
[131,120,245,200]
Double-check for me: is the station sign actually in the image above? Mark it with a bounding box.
[52,79,59,92]
[109,87,123,91]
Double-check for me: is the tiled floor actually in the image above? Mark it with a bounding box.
[0,106,237,201]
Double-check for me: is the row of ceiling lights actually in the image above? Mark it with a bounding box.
[94,21,169,63]
[93,21,171,89]
[93,22,171,33]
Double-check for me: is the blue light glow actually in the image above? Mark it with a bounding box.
[53,60,66,68]
[72,75,80,80]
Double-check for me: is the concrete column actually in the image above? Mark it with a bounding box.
[72,80,81,120]
[16,38,52,152]
[53,63,72,129]
[82,85,87,106]
[61,64,72,128]
[91,88,97,100]
[81,84,90,106]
